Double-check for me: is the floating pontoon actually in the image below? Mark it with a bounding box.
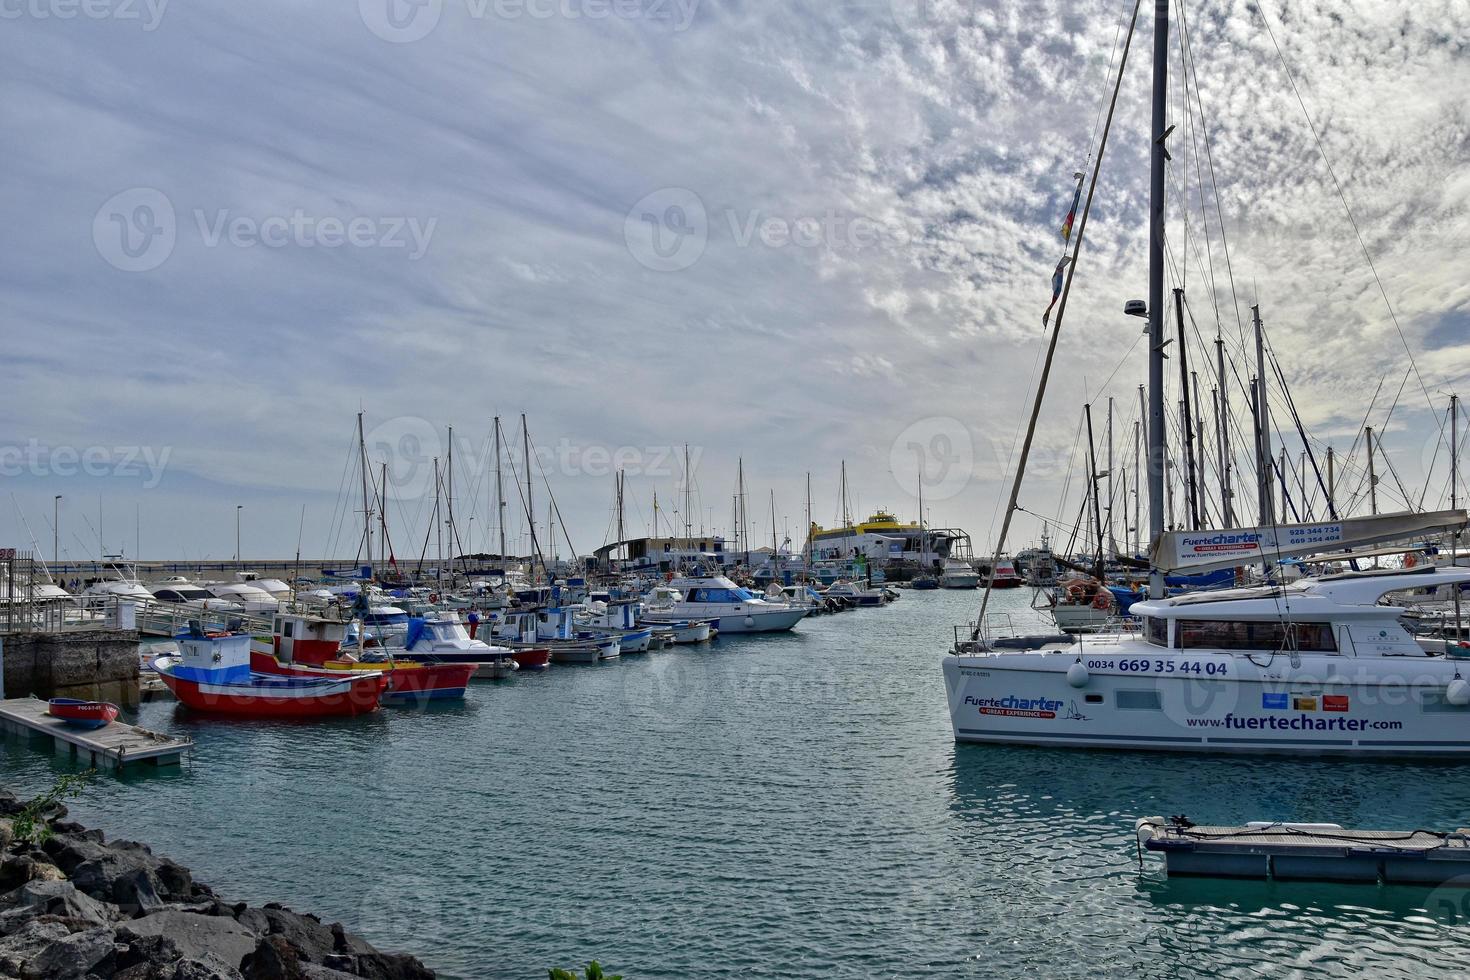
[1136,815,1470,883]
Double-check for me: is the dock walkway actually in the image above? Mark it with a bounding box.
[0,697,190,770]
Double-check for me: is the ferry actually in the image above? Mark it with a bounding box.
[806,511,970,567]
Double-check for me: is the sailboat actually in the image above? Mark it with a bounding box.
[942,2,1470,757]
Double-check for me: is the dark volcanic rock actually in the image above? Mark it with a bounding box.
[18,923,113,979]
[122,910,258,967]
[8,879,114,925]
[0,791,437,978]
[260,907,336,963]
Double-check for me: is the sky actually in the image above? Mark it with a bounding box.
[2,0,1468,565]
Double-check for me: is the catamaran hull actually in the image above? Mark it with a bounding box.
[943,652,1470,757]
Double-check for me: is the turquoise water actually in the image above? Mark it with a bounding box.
[5,590,1470,978]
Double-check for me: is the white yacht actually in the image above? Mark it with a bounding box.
[643,575,808,633]
[202,582,280,613]
[944,566,1470,756]
[939,558,979,589]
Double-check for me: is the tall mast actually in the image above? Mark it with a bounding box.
[1135,384,1145,556]
[1193,371,1208,524]
[1366,426,1379,515]
[380,462,389,572]
[1145,0,1169,597]
[1326,446,1336,515]
[1214,336,1234,526]
[494,417,507,562]
[1085,403,1105,577]
[446,426,456,571]
[1105,396,1115,553]
[805,472,813,576]
[1174,288,1200,529]
[433,458,443,571]
[1279,447,1288,522]
[1253,304,1274,525]
[683,444,692,543]
[616,470,625,545]
[769,488,778,573]
[522,414,539,581]
[738,458,748,564]
[357,412,373,569]
[1452,395,1461,638]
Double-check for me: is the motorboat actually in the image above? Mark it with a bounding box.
[824,580,886,607]
[201,582,280,613]
[642,575,808,633]
[154,625,385,718]
[150,581,244,612]
[251,612,476,702]
[577,595,654,653]
[944,566,1470,756]
[985,559,1026,589]
[387,613,519,679]
[939,559,979,589]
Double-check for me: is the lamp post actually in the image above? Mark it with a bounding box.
[235,505,243,569]
[53,495,61,567]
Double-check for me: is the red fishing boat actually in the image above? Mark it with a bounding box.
[47,699,119,730]
[153,628,385,718]
[253,612,476,703]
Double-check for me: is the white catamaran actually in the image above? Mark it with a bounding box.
[943,1,1470,757]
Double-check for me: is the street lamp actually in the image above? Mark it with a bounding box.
[235,505,243,568]
[53,496,61,567]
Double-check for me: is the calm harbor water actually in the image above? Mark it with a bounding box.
[5,589,1470,978]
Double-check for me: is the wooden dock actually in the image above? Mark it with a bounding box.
[0,698,190,771]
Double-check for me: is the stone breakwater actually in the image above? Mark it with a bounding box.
[0,788,435,979]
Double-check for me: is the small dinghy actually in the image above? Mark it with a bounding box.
[46,699,119,730]
[153,623,386,718]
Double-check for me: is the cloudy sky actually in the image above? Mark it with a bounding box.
[1,0,1468,566]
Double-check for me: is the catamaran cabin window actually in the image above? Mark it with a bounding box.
[1144,616,1168,647]
[1177,620,1336,652]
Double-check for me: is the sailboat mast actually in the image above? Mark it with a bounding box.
[1135,384,1145,556]
[357,412,372,570]
[683,444,692,542]
[1106,396,1115,553]
[1326,446,1336,514]
[1174,288,1200,530]
[522,414,539,581]
[494,417,507,562]
[1253,305,1275,526]
[380,462,389,572]
[1366,425,1379,515]
[616,470,625,544]
[1145,0,1169,598]
[805,472,813,576]
[1215,336,1234,526]
[446,425,455,573]
[1452,394,1461,639]
[1084,403,1105,576]
[770,488,778,572]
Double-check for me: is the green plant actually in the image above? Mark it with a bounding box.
[548,962,622,980]
[11,770,95,845]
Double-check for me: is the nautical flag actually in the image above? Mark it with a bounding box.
[1042,256,1070,327]
[1060,171,1084,243]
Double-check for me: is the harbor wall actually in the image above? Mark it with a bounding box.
[0,630,140,707]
